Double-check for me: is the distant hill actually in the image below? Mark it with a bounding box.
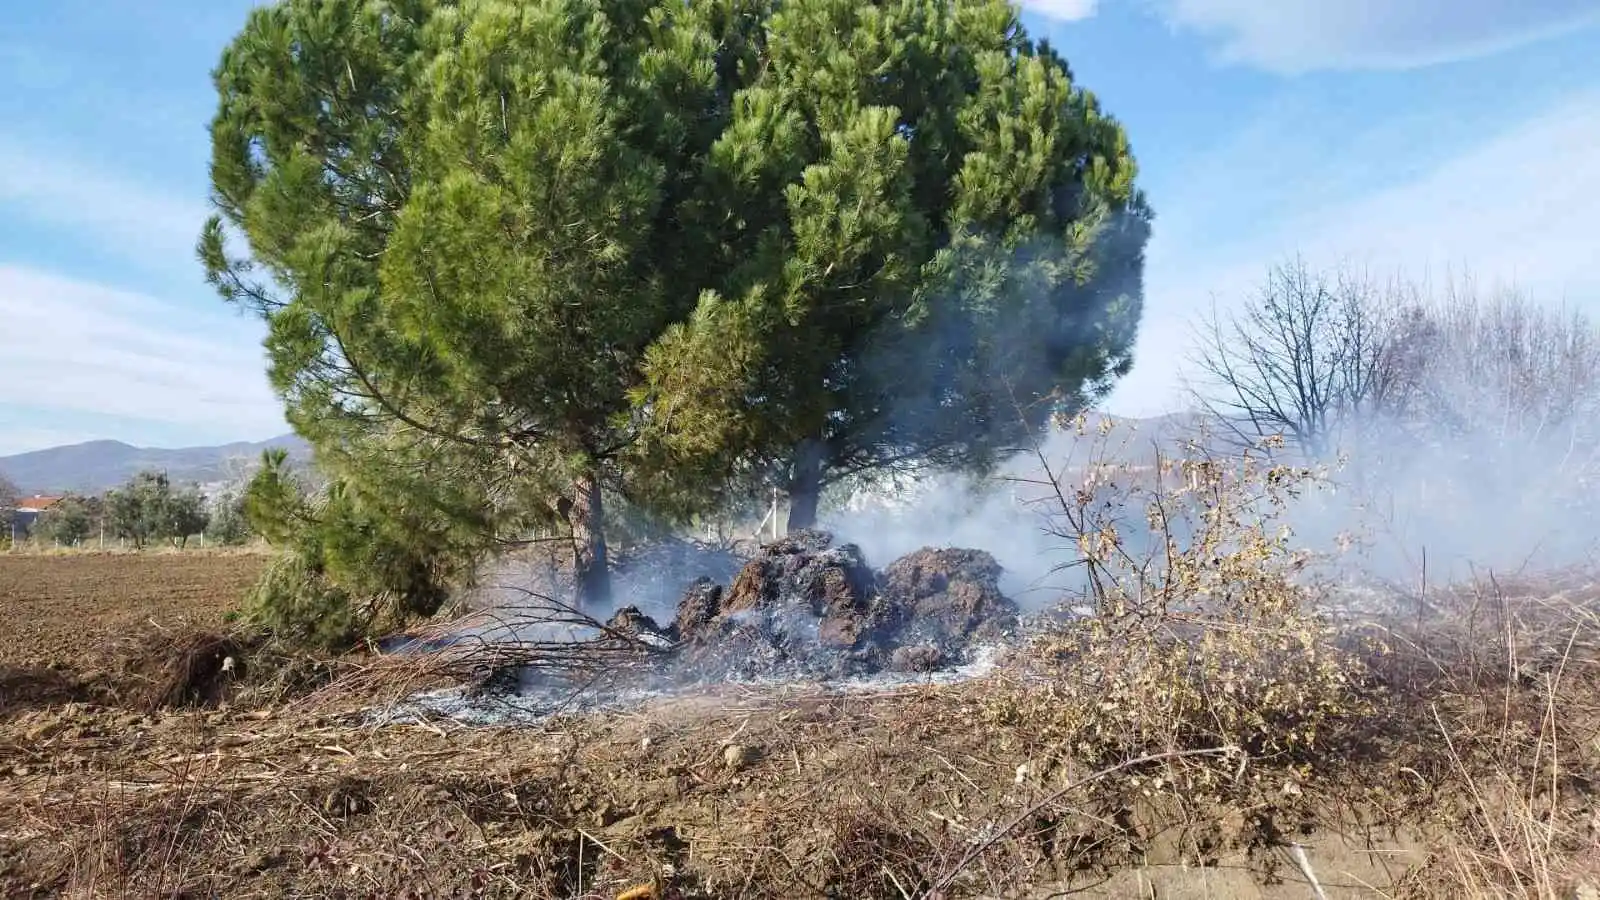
[0,434,313,494]
[0,411,1222,497]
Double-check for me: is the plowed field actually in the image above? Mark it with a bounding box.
[0,551,267,668]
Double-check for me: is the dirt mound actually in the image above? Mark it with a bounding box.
[668,531,1019,680]
[670,577,723,641]
[0,665,97,717]
[602,605,675,649]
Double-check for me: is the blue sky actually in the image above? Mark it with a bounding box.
[1,1,1599,455]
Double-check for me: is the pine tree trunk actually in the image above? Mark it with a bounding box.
[785,440,825,533]
[567,474,613,611]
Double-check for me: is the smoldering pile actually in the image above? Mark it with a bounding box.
[400,531,1023,724]
[607,529,1021,683]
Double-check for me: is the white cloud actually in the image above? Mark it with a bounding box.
[1020,0,1099,22]
[1105,88,1600,415]
[1147,0,1600,73]
[0,139,210,276]
[1279,94,1600,299]
[0,265,286,453]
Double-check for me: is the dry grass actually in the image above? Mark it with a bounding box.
[3,599,1598,898]
[1375,573,1600,899]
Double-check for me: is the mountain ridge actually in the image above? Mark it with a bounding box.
[0,433,312,494]
[1,412,1211,497]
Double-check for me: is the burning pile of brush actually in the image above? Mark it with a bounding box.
[447,530,1024,700]
[609,529,1022,683]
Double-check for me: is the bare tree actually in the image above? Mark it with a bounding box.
[1368,278,1600,569]
[1188,257,1410,459]
[1397,278,1600,467]
[1187,260,1600,573]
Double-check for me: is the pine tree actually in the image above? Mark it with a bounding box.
[629,3,1151,529]
[241,448,473,643]
[202,0,1149,610]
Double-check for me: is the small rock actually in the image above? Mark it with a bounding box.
[22,721,61,743]
[723,744,757,771]
[239,848,281,874]
[891,644,945,673]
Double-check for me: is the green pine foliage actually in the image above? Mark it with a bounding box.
[201,0,1149,615]
[247,552,360,651]
[631,5,1151,528]
[241,448,474,648]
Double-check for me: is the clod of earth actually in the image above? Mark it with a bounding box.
[722,743,758,770]
[602,530,1020,684]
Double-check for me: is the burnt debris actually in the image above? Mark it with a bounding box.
[605,530,1020,683]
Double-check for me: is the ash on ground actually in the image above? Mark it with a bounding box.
[387,531,1022,725]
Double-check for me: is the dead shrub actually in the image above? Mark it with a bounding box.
[226,642,355,709]
[117,629,244,712]
[815,808,941,899]
[1378,574,1600,899]
[988,419,1374,775]
[105,624,359,713]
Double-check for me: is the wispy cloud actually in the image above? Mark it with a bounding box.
[0,265,286,454]
[0,139,210,278]
[1106,87,1600,414]
[1270,93,1600,299]
[1142,0,1600,73]
[1020,0,1099,23]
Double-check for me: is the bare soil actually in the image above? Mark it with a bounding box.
[0,550,266,668]
[1,552,1598,898]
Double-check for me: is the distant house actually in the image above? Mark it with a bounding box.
[9,495,63,541]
